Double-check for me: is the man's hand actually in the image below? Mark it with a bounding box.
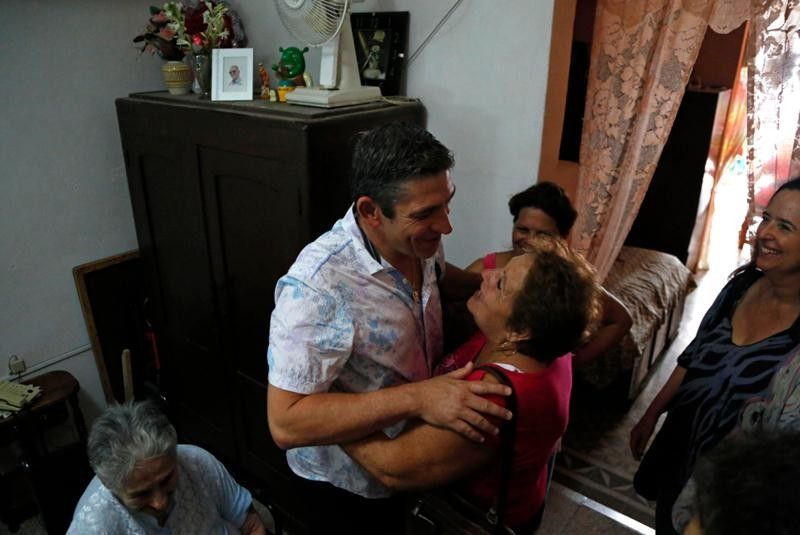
[240,504,266,535]
[412,362,512,443]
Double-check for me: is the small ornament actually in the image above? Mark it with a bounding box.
[277,85,294,102]
[272,46,309,88]
[258,63,270,100]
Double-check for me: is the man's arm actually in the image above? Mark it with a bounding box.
[344,421,493,490]
[573,288,633,365]
[464,256,484,274]
[267,362,512,449]
[342,374,505,490]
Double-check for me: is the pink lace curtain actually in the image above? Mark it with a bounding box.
[570,0,715,279]
[570,0,750,279]
[746,1,800,221]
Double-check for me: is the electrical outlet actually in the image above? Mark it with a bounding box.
[8,355,26,374]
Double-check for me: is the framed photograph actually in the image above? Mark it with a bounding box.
[350,12,409,96]
[211,48,253,101]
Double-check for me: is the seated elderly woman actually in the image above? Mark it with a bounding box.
[344,236,601,532]
[67,400,265,534]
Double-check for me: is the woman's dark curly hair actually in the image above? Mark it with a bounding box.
[508,181,577,238]
[506,236,601,364]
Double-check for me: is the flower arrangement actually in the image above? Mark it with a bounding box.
[134,6,184,60]
[134,1,246,60]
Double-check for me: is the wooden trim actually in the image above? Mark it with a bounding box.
[538,0,580,200]
[72,250,139,403]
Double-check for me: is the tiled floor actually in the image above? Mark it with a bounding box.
[539,482,648,534]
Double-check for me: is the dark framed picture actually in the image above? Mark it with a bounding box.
[350,11,409,96]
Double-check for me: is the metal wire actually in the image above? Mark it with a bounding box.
[406,0,465,67]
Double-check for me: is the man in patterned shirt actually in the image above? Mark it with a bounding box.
[267,122,511,532]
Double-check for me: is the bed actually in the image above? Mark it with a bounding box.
[576,246,695,400]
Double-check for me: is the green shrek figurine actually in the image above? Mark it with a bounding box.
[271,46,309,88]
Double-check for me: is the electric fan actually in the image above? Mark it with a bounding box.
[275,0,383,107]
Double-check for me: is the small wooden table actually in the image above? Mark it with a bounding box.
[0,371,87,436]
[0,370,89,533]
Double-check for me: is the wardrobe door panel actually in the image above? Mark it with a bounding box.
[134,148,237,459]
[199,147,307,385]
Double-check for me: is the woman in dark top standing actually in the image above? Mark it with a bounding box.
[629,177,800,533]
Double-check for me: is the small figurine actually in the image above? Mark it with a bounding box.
[268,89,277,102]
[271,46,309,88]
[258,63,270,100]
[277,85,294,103]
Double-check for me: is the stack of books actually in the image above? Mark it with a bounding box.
[0,380,42,419]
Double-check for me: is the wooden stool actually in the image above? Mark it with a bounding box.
[0,370,90,533]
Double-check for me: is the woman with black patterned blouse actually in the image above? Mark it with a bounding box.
[629,177,800,534]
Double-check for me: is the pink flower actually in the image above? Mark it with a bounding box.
[158,27,176,40]
[150,11,168,24]
[192,34,203,46]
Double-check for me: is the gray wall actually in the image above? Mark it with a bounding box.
[0,0,553,423]
[1,0,164,422]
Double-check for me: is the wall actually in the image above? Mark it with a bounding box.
[691,24,747,90]
[1,0,553,423]
[539,0,580,200]
[1,0,163,422]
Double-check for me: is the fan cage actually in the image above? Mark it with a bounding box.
[275,0,349,47]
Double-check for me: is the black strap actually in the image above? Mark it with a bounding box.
[477,365,518,534]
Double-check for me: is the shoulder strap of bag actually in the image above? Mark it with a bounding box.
[477,365,518,534]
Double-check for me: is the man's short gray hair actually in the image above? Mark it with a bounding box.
[87,400,177,494]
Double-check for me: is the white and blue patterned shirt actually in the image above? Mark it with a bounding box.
[268,206,444,497]
[67,445,252,534]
